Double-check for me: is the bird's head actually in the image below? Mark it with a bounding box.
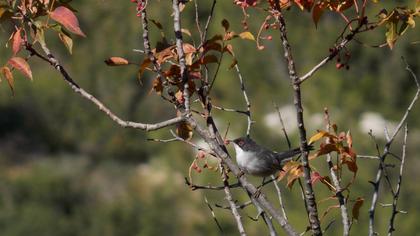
[230,136,256,152]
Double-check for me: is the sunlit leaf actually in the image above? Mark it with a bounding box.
[50,6,86,37]
[309,130,336,144]
[104,57,129,66]
[8,57,32,80]
[239,31,255,41]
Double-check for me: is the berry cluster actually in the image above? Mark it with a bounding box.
[233,0,258,8]
[130,0,147,17]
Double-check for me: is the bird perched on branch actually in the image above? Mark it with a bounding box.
[229,136,309,177]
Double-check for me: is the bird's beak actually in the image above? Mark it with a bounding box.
[224,139,232,145]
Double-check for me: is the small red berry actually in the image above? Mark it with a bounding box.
[267,35,273,40]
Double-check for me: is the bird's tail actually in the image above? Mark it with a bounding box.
[276,145,314,165]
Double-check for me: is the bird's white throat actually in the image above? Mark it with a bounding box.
[233,143,256,169]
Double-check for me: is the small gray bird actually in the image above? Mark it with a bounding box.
[230,136,306,177]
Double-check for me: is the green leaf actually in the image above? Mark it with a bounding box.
[58,31,73,54]
[385,20,398,49]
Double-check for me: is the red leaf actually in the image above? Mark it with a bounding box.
[50,6,86,37]
[8,57,32,80]
[12,29,23,55]
[1,66,14,94]
[312,3,325,28]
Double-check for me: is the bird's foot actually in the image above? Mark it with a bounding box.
[237,170,245,178]
[252,187,262,199]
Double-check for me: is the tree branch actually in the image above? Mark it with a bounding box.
[172,0,191,113]
[387,124,408,236]
[25,44,183,131]
[273,2,322,234]
[221,164,247,236]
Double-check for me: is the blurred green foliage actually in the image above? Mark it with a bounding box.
[0,0,419,235]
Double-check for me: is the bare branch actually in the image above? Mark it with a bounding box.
[273,2,321,234]
[221,164,247,236]
[271,175,288,221]
[215,201,253,210]
[25,44,183,131]
[197,0,217,49]
[234,63,253,136]
[387,124,408,236]
[368,59,419,236]
[274,102,292,149]
[204,196,224,233]
[357,155,380,160]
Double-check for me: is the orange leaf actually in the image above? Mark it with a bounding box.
[1,66,14,94]
[104,57,129,66]
[352,197,364,220]
[12,28,23,55]
[8,57,32,80]
[50,6,86,37]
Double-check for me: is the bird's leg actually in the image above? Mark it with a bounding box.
[252,177,266,199]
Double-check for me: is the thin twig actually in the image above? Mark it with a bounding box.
[185,177,240,191]
[204,196,224,233]
[215,201,253,210]
[368,58,419,236]
[234,63,253,136]
[197,0,217,50]
[274,102,291,149]
[221,164,247,236]
[271,175,288,221]
[387,124,408,236]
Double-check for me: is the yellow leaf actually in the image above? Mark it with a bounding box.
[239,31,255,41]
[309,130,329,144]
